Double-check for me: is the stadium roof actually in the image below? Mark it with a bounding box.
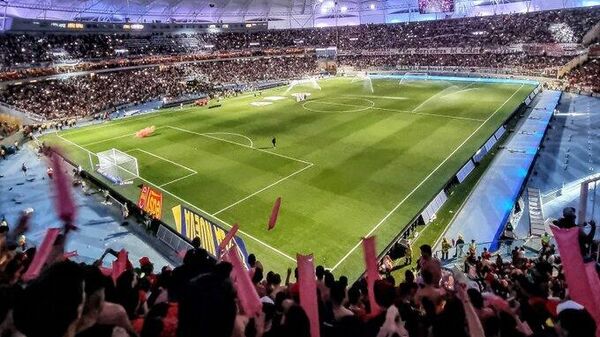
[2,0,596,24]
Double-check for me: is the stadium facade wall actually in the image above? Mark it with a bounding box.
[0,101,46,123]
[3,0,596,27]
[265,0,594,29]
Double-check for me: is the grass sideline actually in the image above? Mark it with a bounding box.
[388,112,521,281]
[43,77,534,279]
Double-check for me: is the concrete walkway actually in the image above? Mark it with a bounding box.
[0,146,172,268]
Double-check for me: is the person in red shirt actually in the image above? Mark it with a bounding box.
[481,247,491,260]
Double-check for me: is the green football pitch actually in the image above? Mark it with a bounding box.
[43,76,534,279]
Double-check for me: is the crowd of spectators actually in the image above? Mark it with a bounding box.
[0,56,317,118]
[0,202,598,337]
[337,54,572,75]
[0,6,597,70]
[564,58,600,93]
[0,6,597,119]
[0,115,21,139]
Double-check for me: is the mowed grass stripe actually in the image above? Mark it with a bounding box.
[45,77,535,278]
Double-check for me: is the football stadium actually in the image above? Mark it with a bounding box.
[0,1,599,337]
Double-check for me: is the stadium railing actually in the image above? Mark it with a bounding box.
[431,237,544,263]
[0,101,46,123]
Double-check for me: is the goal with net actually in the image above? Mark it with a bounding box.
[399,72,429,84]
[284,77,321,94]
[95,148,139,185]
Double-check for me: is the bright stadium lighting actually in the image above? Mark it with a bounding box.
[340,6,348,12]
[320,0,335,13]
[369,3,376,10]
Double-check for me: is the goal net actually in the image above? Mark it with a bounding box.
[399,72,429,84]
[96,148,139,185]
[351,73,374,93]
[284,77,321,94]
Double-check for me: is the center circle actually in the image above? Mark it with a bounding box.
[302,97,375,113]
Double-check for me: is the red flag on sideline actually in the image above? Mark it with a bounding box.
[268,197,281,230]
[217,223,239,256]
[227,248,262,317]
[362,236,381,316]
[22,228,61,281]
[49,150,77,226]
[551,225,600,324]
[297,254,320,337]
[111,249,129,284]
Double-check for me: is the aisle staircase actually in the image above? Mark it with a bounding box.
[527,187,546,236]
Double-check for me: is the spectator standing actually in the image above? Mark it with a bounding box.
[441,237,451,260]
[454,234,465,257]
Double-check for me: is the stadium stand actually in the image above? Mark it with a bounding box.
[0,7,597,78]
[0,56,317,118]
[0,162,598,337]
[565,58,600,93]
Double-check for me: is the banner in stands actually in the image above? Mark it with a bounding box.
[339,43,582,57]
[521,43,583,57]
[171,205,249,265]
[138,185,163,219]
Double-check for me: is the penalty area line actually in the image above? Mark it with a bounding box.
[166,125,312,165]
[128,148,197,174]
[213,162,314,216]
[79,126,166,147]
[159,172,197,187]
[54,133,297,263]
[330,83,525,272]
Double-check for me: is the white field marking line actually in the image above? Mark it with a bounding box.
[344,94,408,100]
[122,148,198,186]
[159,172,197,187]
[372,106,484,122]
[62,109,188,136]
[54,133,297,262]
[202,132,254,148]
[307,99,483,122]
[166,125,313,166]
[306,100,375,109]
[81,133,137,146]
[213,162,314,216]
[79,126,166,147]
[164,126,315,215]
[330,83,525,271]
[129,148,197,174]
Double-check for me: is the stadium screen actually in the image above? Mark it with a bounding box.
[418,0,454,13]
[315,47,337,59]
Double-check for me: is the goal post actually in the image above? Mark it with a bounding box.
[284,77,322,94]
[95,148,139,185]
[399,72,429,84]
